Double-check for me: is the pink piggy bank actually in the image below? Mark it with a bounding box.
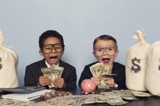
[81,79,96,94]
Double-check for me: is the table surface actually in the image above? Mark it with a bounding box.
[1,87,160,106]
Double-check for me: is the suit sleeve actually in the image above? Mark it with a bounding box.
[62,66,77,89]
[113,64,127,90]
[78,65,93,87]
[24,66,39,87]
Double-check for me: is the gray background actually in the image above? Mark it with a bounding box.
[0,0,160,86]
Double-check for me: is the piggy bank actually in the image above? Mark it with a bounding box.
[81,79,96,94]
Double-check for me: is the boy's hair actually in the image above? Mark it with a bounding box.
[93,35,118,49]
[39,30,65,50]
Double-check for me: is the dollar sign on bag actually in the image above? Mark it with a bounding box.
[0,57,2,70]
[131,57,141,73]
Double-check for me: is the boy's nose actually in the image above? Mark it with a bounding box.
[50,47,57,53]
[103,49,109,55]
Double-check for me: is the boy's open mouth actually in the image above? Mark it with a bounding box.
[102,58,110,64]
[49,56,58,64]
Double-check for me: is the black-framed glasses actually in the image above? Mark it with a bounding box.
[94,47,116,56]
[42,43,64,54]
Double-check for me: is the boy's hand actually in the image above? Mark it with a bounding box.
[91,76,101,86]
[38,76,52,87]
[103,77,115,87]
[54,78,64,88]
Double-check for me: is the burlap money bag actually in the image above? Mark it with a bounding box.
[0,30,19,88]
[126,29,150,91]
[145,40,160,95]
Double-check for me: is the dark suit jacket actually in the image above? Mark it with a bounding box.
[24,59,77,89]
[78,62,127,90]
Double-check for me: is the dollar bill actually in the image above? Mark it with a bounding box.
[104,92,126,105]
[81,96,96,104]
[101,65,113,75]
[89,63,114,90]
[90,63,113,77]
[41,65,64,88]
[130,90,152,97]
[97,79,110,89]
[90,63,103,77]
[112,90,138,101]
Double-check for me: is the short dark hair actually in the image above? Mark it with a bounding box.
[39,30,65,50]
[93,35,118,49]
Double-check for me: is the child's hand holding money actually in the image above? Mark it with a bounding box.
[38,76,52,87]
[54,77,64,88]
[102,77,115,87]
[91,76,101,86]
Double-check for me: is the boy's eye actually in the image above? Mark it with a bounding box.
[97,48,103,51]
[55,46,61,49]
[44,46,52,49]
[108,48,113,51]
[46,47,52,50]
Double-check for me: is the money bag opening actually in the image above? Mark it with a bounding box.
[81,79,96,94]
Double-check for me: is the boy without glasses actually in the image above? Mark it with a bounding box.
[79,35,126,90]
[24,30,77,89]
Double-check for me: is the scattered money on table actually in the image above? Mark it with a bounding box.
[130,90,152,97]
[40,90,72,100]
[0,89,153,106]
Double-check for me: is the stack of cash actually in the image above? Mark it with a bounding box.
[90,63,113,89]
[41,65,64,88]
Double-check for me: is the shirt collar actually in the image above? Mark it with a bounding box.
[45,61,59,68]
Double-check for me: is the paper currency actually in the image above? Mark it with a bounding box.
[101,65,113,75]
[41,65,64,88]
[0,99,33,106]
[104,92,126,105]
[90,63,113,89]
[97,79,110,89]
[0,89,152,106]
[90,63,103,77]
[130,90,152,97]
[112,90,138,101]
[82,96,96,104]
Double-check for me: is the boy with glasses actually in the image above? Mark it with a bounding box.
[24,30,77,89]
[79,35,126,90]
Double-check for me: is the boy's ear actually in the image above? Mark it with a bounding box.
[92,51,96,57]
[115,49,119,57]
[39,50,44,56]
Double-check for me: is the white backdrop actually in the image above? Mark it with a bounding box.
[0,0,160,86]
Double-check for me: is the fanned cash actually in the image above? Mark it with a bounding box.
[90,63,104,77]
[101,65,113,75]
[90,63,113,89]
[41,65,64,88]
[90,63,113,77]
